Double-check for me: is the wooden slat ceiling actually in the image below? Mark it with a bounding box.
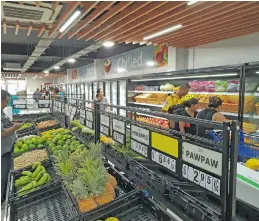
[69,1,259,48]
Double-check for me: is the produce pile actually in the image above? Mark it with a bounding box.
[136,115,169,128]
[54,141,118,213]
[36,120,57,129]
[70,120,95,135]
[14,149,48,170]
[13,136,45,155]
[41,128,88,156]
[17,122,34,132]
[14,162,51,196]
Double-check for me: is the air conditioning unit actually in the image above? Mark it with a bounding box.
[1,2,62,24]
[3,63,21,71]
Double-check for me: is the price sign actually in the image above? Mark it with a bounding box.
[181,142,222,196]
[13,104,26,109]
[100,125,109,136]
[80,109,86,119]
[151,149,176,172]
[130,125,150,158]
[112,119,126,145]
[86,111,93,121]
[80,118,85,125]
[38,100,50,108]
[71,106,77,115]
[113,131,124,145]
[85,120,93,129]
[131,139,148,157]
[100,114,110,127]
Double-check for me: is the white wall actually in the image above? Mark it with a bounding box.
[26,78,52,94]
[188,32,259,69]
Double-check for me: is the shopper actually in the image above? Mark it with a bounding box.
[1,90,22,204]
[92,88,109,111]
[197,96,229,138]
[59,87,65,101]
[33,88,42,102]
[161,83,191,113]
[176,98,199,139]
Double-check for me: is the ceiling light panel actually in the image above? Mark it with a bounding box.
[59,10,81,33]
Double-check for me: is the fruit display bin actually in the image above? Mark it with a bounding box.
[6,183,79,221]
[37,122,61,132]
[12,144,47,158]
[33,114,55,123]
[81,190,175,221]
[146,94,167,105]
[16,123,36,135]
[8,160,61,202]
[67,161,136,216]
[16,129,39,139]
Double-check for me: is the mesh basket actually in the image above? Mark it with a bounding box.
[9,160,61,202]
[8,184,79,221]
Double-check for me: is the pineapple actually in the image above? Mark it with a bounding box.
[107,174,117,188]
[88,141,102,159]
[105,182,115,198]
[70,178,97,212]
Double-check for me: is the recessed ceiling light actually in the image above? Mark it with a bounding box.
[44,70,49,74]
[117,68,126,73]
[68,58,76,63]
[59,10,81,33]
[187,0,199,6]
[143,24,183,40]
[54,66,60,70]
[256,71,259,74]
[147,61,155,66]
[103,41,115,47]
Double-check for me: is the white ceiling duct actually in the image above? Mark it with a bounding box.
[42,41,104,73]
[3,62,21,71]
[1,2,62,24]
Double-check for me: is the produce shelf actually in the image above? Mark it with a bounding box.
[6,183,79,221]
[80,190,176,221]
[9,160,61,202]
[128,102,162,107]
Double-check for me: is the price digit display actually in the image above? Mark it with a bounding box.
[113,131,124,145]
[100,125,109,136]
[85,120,93,129]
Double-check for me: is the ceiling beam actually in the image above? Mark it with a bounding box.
[48,1,81,38]
[38,24,46,37]
[166,14,259,46]
[60,1,99,39]
[72,1,116,40]
[69,1,131,40]
[1,23,48,31]
[128,1,254,44]
[171,20,259,48]
[178,25,259,48]
[93,1,168,41]
[27,22,33,36]
[98,1,187,42]
[82,1,150,42]
[36,1,41,7]
[15,21,19,35]
[155,2,259,44]
[52,1,59,10]
[3,19,7,34]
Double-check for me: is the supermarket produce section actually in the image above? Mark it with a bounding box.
[4,92,259,221]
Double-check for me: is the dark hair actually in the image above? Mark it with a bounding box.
[96,88,102,98]
[1,90,10,100]
[208,96,223,108]
[183,98,199,108]
[180,82,191,90]
[55,88,60,93]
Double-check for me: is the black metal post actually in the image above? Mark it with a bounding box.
[64,97,68,128]
[221,122,231,221]
[239,64,246,130]
[228,120,239,221]
[117,80,120,115]
[94,101,100,143]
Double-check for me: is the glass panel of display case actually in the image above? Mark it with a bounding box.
[85,84,89,101]
[93,82,97,97]
[119,80,126,116]
[89,83,93,101]
[112,81,117,113]
[81,83,84,99]
[105,82,111,105]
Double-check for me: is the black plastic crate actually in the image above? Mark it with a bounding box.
[7,183,79,221]
[9,160,61,202]
[66,162,136,216]
[81,190,175,221]
[16,129,39,138]
[16,123,36,135]
[79,131,95,144]
[13,113,47,122]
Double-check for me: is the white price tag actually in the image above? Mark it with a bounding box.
[85,120,93,129]
[151,149,176,172]
[113,119,125,134]
[100,125,109,136]
[199,171,206,188]
[71,106,77,115]
[14,104,26,109]
[69,114,74,121]
[101,114,110,127]
[131,139,148,157]
[86,111,93,121]
[131,125,149,145]
[113,131,124,145]
[213,177,220,196]
[182,164,188,179]
[187,166,194,182]
[205,174,213,192]
[193,169,200,185]
[80,118,85,125]
[80,109,86,118]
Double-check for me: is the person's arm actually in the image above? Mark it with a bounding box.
[212,112,230,123]
[161,97,171,113]
[179,122,186,139]
[1,123,21,137]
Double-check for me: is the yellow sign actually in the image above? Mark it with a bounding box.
[151,132,178,158]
